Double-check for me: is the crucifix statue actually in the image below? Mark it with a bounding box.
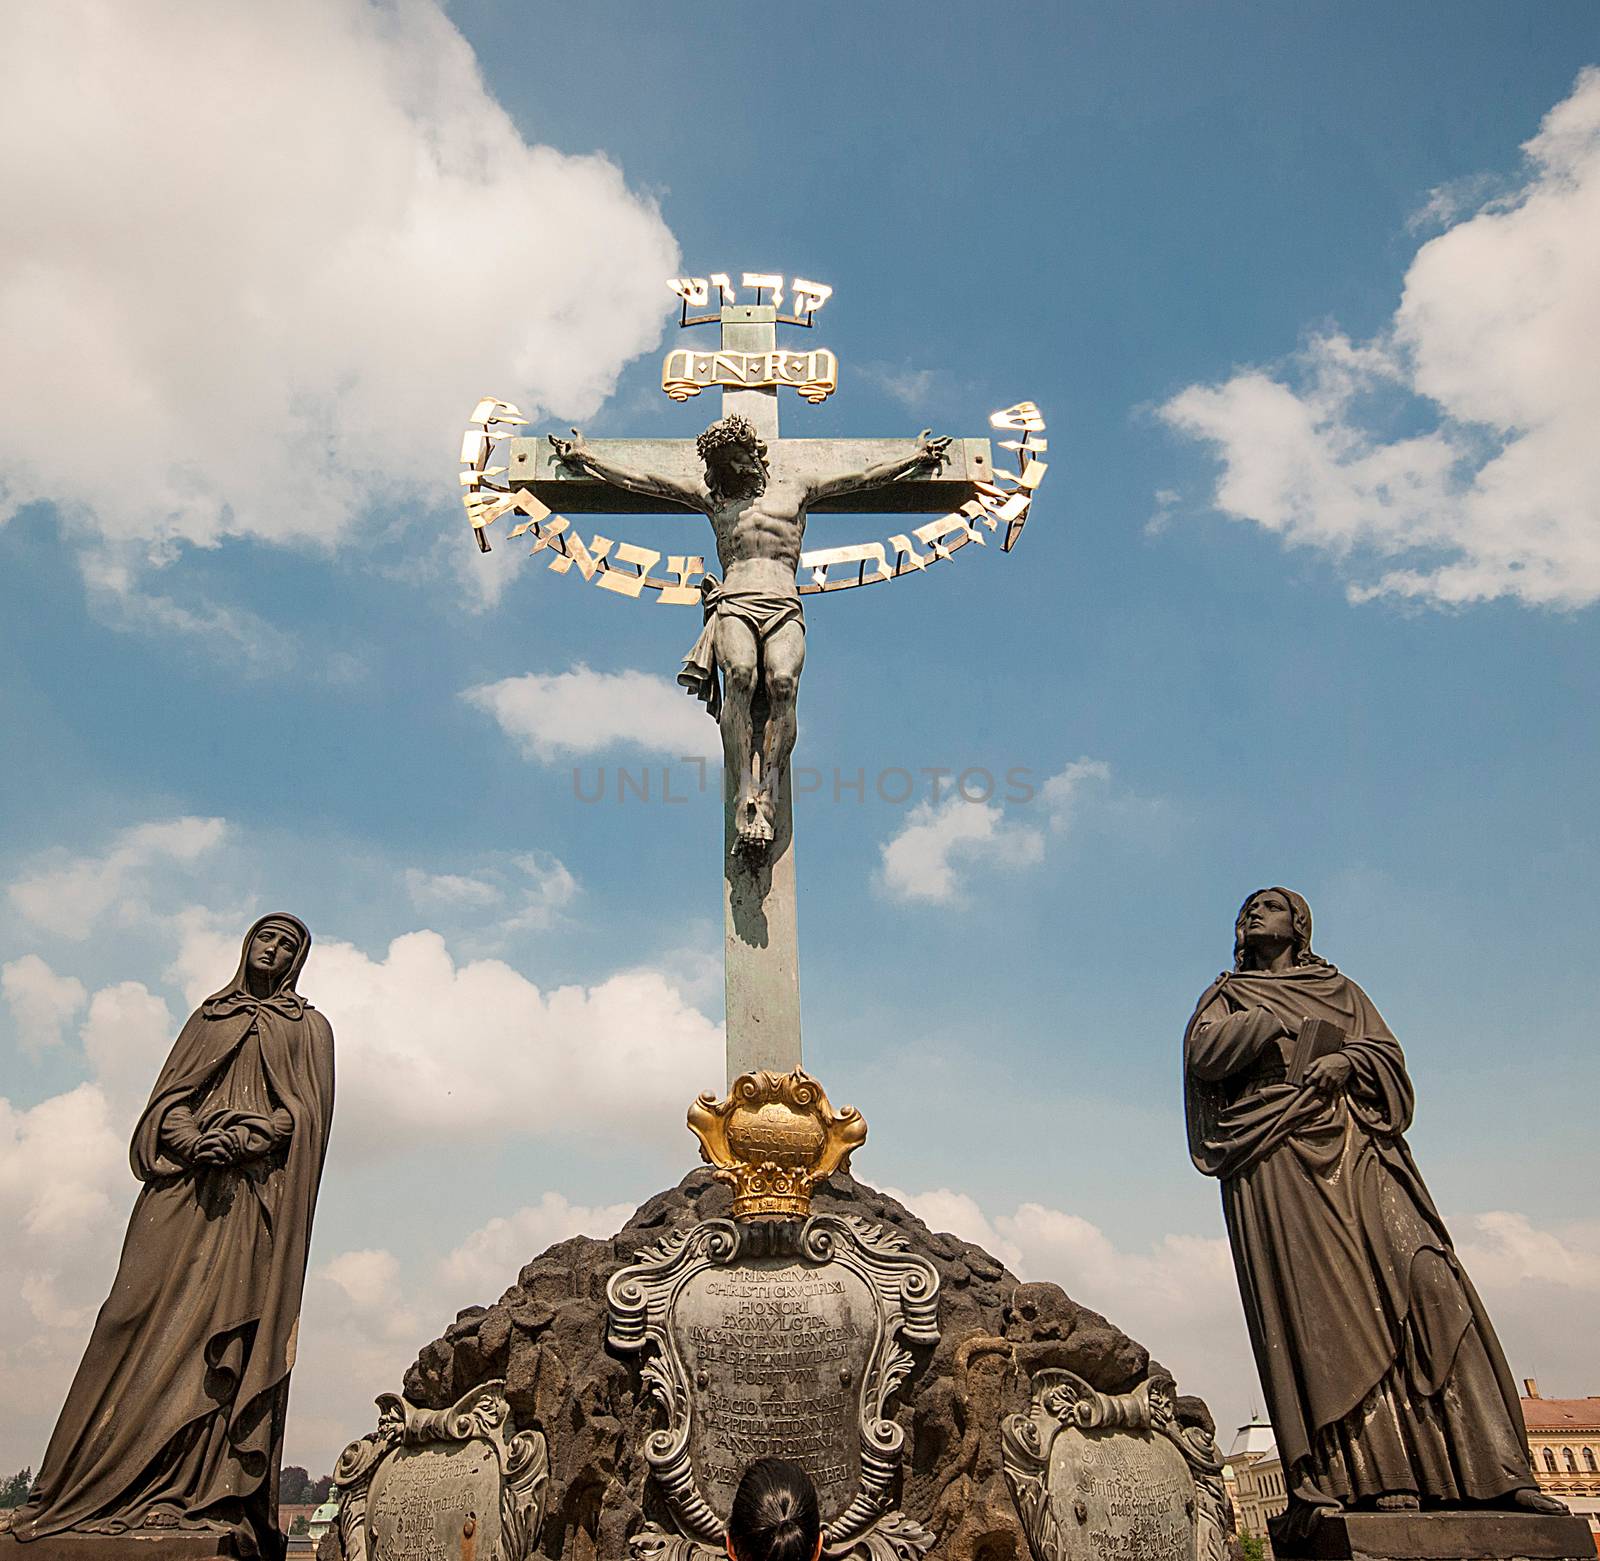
[547,415,951,851]
[461,272,1047,1085]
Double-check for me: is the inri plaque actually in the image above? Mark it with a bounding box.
[607,1215,940,1561]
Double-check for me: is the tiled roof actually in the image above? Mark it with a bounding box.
[1522,1396,1600,1431]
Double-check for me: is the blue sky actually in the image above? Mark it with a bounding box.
[2,1,1597,1475]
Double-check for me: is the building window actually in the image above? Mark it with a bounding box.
[1563,1448,1578,1473]
[1543,1448,1559,1473]
[1583,1447,1597,1473]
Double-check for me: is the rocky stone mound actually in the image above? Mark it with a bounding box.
[394,1170,1219,1561]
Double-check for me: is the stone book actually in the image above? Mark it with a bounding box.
[1290,1016,1346,1085]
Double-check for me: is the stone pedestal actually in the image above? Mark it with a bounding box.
[0,1535,257,1561]
[1270,1508,1596,1560]
[395,1171,1190,1561]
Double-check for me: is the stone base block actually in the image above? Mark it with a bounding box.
[1269,1508,1596,1560]
[0,1533,262,1561]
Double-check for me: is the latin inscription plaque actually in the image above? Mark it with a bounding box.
[333,1381,547,1561]
[1002,1369,1223,1561]
[368,1441,502,1561]
[678,1258,874,1522]
[606,1214,940,1561]
[1045,1427,1193,1561]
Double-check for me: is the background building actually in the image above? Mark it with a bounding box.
[1226,1417,1286,1556]
[1522,1381,1600,1554]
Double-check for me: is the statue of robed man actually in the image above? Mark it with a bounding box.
[1183,888,1561,1532]
[8,914,335,1560]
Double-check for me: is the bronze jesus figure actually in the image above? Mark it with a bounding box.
[550,413,949,852]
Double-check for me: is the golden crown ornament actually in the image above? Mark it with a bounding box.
[687,1068,867,1221]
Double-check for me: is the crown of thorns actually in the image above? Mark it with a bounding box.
[696,414,768,464]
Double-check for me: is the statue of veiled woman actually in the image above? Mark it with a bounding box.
[7,914,335,1560]
[1183,888,1562,1532]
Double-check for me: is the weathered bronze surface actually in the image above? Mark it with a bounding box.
[1184,888,1565,1542]
[4,916,334,1561]
[687,1067,866,1220]
[0,1536,245,1561]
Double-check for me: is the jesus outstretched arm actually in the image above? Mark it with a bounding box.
[549,429,705,511]
[805,429,951,503]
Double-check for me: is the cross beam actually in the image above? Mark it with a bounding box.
[505,438,996,514]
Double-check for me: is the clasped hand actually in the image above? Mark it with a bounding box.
[191,1128,245,1168]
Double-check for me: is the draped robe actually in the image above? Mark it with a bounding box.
[1183,963,1536,1508]
[10,916,334,1560]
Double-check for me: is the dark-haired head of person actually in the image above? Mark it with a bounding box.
[726,1458,821,1561]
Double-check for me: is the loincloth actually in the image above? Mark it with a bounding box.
[677,576,805,721]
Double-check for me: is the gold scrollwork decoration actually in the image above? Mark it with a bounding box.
[687,1067,866,1221]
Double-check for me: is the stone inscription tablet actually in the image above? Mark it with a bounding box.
[367,1440,503,1561]
[677,1257,875,1523]
[607,1214,941,1561]
[1046,1427,1193,1561]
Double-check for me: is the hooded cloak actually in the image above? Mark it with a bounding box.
[11,914,334,1560]
[1183,890,1535,1512]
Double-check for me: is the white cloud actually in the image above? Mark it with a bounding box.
[465,664,721,762]
[891,1185,1244,1412]
[210,926,721,1158]
[0,1081,132,1469]
[404,852,578,934]
[0,1085,127,1247]
[404,871,504,911]
[288,1193,638,1468]
[439,1192,636,1300]
[0,0,677,575]
[292,1247,428,1465]
[8,817,227,938]
[858,362,953,411]
[320,1248,416,1319]
[875,758,1109,905]
[883,1187,1025,1272]
[79,982,177,1110]
[876,796,1043,905]
[893,1189,1600,1448]
[1161,67,1600,608]
[2,955,87,1055]
[1457,1211,1600,1292]
[1041,758,1111,831]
